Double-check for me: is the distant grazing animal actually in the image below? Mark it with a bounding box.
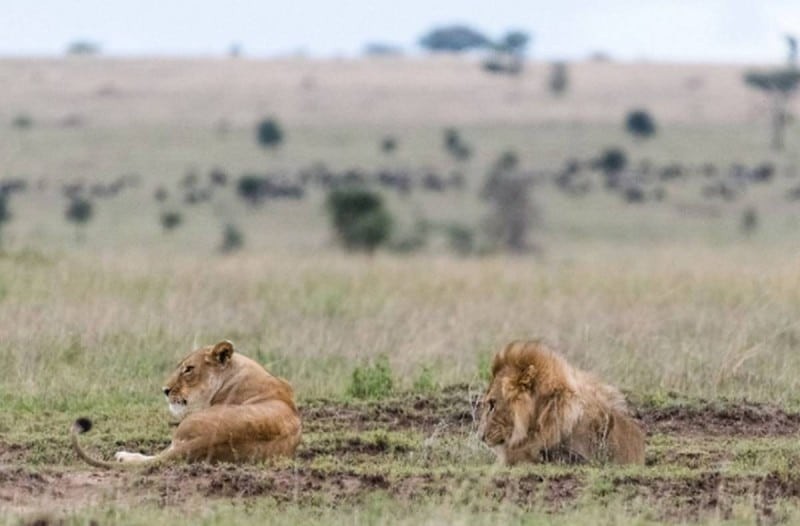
[71,340,302,467]
[477,340,645,465]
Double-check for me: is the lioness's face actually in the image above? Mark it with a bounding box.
[162,341,234,419]
[476,378,513,447]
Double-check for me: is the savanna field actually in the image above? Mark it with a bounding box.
[2,57,800,524]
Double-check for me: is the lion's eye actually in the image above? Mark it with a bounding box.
[488,399,496,412]
[183,365,194,374]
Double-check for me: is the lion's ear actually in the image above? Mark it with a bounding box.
[210,340,235,365]
[516,365,537,390]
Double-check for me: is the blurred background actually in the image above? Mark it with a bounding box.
[0,0,798,255]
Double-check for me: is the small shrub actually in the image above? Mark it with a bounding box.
[380,136,397,154]
[412,366,437,393]
[160,210,182,232]
[256,118,284,149]
[220,224,244,253]
[0,194,11,247]
[153,186,168,202]
[12,114,32,129]
[625,109,657,139]
[740,207,758,236]
[443,128,472,162]
[347,356,393,399]
[326,187,393,252]
[445,223,475,255]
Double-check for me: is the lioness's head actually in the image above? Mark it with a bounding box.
[162,340,235,419]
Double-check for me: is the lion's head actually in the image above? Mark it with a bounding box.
[477,341,576,450]
[162,340,235,419]
[476,377,515,446]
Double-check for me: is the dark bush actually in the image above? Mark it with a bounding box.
[256,118,284,149]
[12,114,32,129]
[381,136,397,154]
[66,197,92,225]
[595,148,628,175]
[160,211,182,231]
[220,224,244,253]
[326,187,393,253]
[237,174,268,206]
[65,197,93,242]
[0,194,11,246]
[443,128,472,161]
[625,109,657,139]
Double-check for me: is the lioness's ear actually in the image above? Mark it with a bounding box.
[210,340,234,365]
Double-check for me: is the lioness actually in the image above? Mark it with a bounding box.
[71,340,302,467]
[477,340,645,465]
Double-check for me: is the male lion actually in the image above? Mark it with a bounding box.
[71,340,302,467]
[476,340,645,465]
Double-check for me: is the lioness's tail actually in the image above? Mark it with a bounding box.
[70,417,119,469]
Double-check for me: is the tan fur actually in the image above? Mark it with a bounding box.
[71,340,302,468]
[476,340,645,465]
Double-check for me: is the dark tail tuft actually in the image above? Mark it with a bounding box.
[74,417,93,433]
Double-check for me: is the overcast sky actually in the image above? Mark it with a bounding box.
[2,0,799,63]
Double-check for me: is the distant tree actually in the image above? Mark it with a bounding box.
[625,109,657,140]
[228,43,242,58]
[256,118,284,150]
[483,29,532,75]
[481,152,537,253]
[419,25,490,53]
[744,69,800,150]
[787,35,798,67]
[65,197,93,242]
[549,62,569,96]
[326,187,393,253]
[364,43,403,57]
[498,30,530,57]
[66,40,101,56]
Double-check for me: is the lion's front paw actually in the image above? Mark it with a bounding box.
[508,429,527,448]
